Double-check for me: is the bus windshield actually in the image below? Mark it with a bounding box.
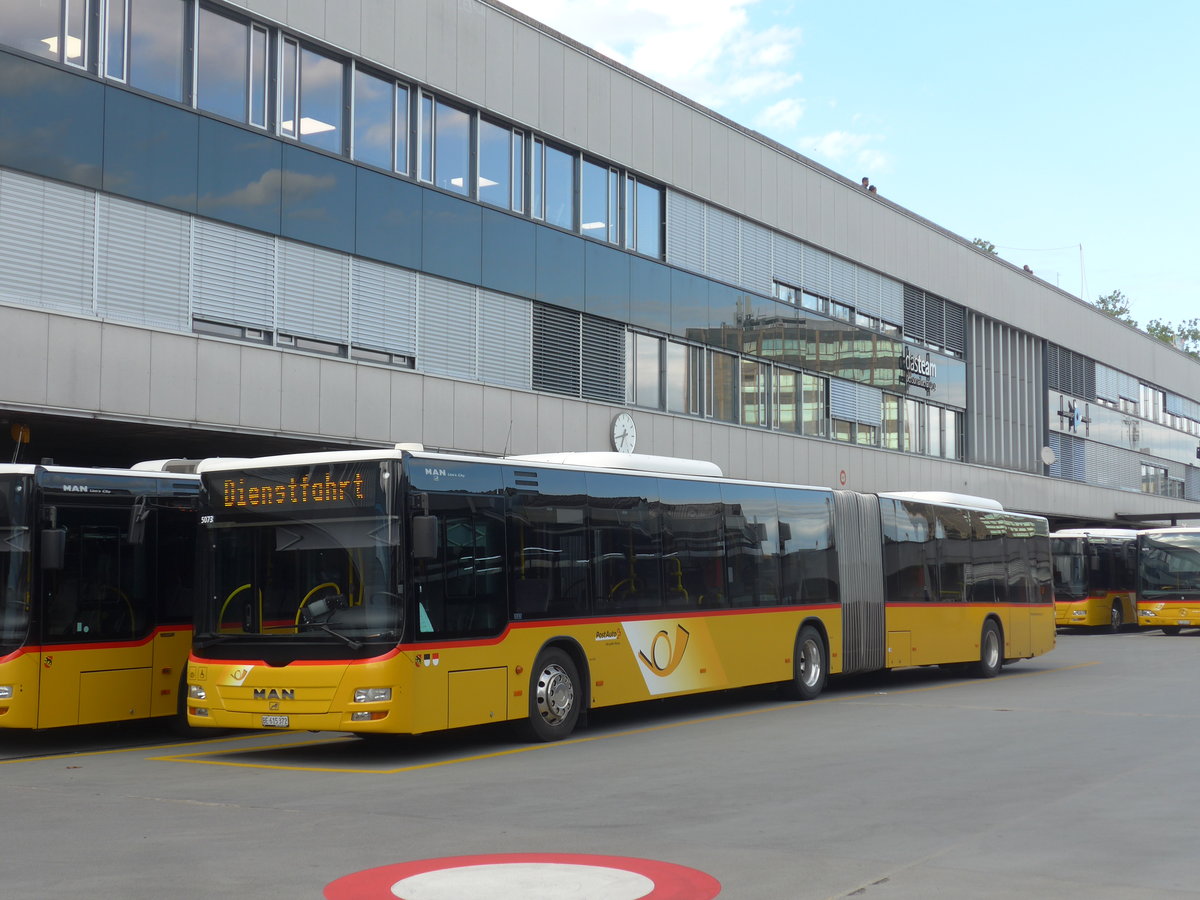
[1050,537,1087,599]
[203,515,402,645]
[1141,532,1200,596]
[0,476,32,653]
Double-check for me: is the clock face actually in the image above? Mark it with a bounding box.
[611,413,637,454]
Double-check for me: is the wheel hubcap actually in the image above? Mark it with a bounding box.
[799,638,822,687]
[984,631,1000,668]
[535,663,574,725]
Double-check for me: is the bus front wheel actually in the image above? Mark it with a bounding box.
[787,625,827,701]
[1107,603,1123,634]
[973,620,1002,678]
[523,648,581,742]
[1161,626,1182,635]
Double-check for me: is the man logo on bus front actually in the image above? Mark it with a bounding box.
[637,625,690,677]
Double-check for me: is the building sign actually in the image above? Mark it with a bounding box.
[898,347,937,394]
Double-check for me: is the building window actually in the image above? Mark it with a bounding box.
[708,350,738,424]
[1141,463,1167,495]
[581,159,618,243]
[477,118,516,211]
[623,176,663,258]
[415,96,470,194]
[773,282,797,305]
[626,332,663,409]
[197,7,267,127]
[11,0,88,68]
[352,67,398,170]
[280,39,344,153]
[801,291,827,315]
[129,0,188,101]
[740,360,770,427]
[882,394,901,450]
[543,141,575,230]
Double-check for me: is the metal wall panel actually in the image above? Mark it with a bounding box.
[968,315,1043,473]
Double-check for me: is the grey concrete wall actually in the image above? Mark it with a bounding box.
[4,302,1194,523]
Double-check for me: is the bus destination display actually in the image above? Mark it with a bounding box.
[220,467,376,512]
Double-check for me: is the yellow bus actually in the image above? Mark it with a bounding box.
[0,461,199,729]
[186,447,1055,741]
[1136,527,1200,634]
[1050,529,1138,631]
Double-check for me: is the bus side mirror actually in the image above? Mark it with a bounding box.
[41,527,67,570]
[411,516,439,560]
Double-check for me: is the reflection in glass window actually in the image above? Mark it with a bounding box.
[581,159,617,243]
[353,68,394,170]
[882,394,901,449]
[635,180,662,258]
[544,142,575,230]
[627,332,662,409]
[434,100,470,195]
[65,0,87,67]
[249,26,267,126]
[927,405,942,457]
[8,0,63,63]
[531,137,544,218]
[665,342,688,414]
[511,132,525,213]
[281,38,298,137]
[477,119,512,208]
[418,93,433,181]
[197,7,252,122]
[106,0,127,78]
[741,360,769,427]
[298,46,344,153]
[709,350,738,423]
[802,373,827,436]
[129,0,187,102]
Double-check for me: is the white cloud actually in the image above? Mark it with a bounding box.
[802,130,890,174]
[757,97,806,132]
[503,0,803,111]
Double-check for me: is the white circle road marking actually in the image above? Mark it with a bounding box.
[391,862,654,899]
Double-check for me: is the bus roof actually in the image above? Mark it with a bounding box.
[1051,528,1139,539]
[0,463,198,481]
[879,491,1006,512]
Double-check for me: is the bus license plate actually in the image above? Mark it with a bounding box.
[261,715,289,728]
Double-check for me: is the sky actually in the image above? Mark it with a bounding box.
[503,0,1199,329]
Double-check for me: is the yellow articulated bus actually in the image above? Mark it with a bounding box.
[1136,527,1200,634]
[186,446,1055,741]
[1050,529,1138,631]
[0,461,199,730]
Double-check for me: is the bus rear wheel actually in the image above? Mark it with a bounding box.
[523,648,581,742]
[973,620,1002,678]
[787,625,827,700]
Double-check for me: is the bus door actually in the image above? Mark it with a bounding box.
[37,505,154,728]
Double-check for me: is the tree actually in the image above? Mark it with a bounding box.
[1147,317,1200,358]
[1091,290,1137,327]
[972,238,997,255]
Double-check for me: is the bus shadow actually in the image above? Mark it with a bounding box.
[0,718,206,761]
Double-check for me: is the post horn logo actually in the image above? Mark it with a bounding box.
[638,625,691,677]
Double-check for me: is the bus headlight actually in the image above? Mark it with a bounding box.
[353,688,392,703]
[188,684,207,700]
[0,686,12,700]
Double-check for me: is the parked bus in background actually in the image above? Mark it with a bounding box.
[1137,527,1200,634]
[0,461,199,729]
[186,446,1055,741]
[1050,529,1138,632]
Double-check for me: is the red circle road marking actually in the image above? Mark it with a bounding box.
[324,853,721,899]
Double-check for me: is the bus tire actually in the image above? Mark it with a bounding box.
[1107,603,1123,634]
[787,625,827,701]
[523,648,581,742]
[1161,626,1182,635]
[973,620,1003,678]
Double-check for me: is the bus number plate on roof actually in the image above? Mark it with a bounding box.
[261,715,289,728]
